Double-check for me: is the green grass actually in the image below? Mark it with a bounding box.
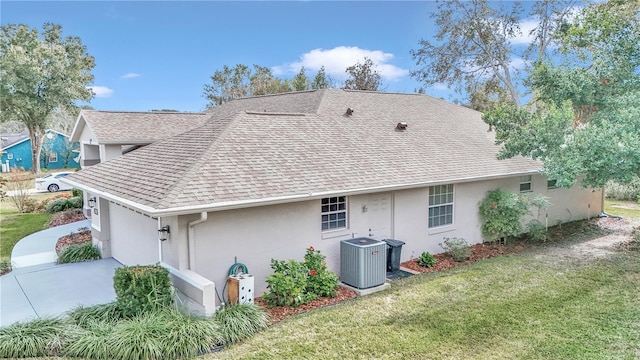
[605,199,640,220]
[210,247,640,359]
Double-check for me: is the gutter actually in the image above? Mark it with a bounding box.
[61,169,541,218]
[187,212,207,271]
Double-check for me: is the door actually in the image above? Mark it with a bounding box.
[367,193,392,240]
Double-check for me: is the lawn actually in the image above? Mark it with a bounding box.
[0,193,64,262]
[605,199,640,220]
[210,226,640,359]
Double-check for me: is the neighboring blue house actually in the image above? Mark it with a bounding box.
[1,129,80,172]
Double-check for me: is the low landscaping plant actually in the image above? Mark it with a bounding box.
[0,259,11,276]
[57,242,101,264]
[478,189,529,243]
[0,317,71,358]
[439,237,471,262]
[264,247,339,307]
[113,264,174,317]
[215,303,269,344]
[417,252,437,267]
[526,219,548,242]
[47,196,83,213]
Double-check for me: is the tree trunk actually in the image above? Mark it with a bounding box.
[27,126,44,174]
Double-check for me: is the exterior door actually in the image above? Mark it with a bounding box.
[367,193,392,240]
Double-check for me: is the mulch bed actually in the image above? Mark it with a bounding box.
[55,230,92,254]
[255,286,357,325]
[49,209,87,227]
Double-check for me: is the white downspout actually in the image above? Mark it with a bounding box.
[187,212,208,271]
[158,218,164,264]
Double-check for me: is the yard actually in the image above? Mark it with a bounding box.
[210,209,640,359]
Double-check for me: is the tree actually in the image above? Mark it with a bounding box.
[484,0,640,188]
[292,67,310,92]
[203,64,292,107]
[344,57,383,91]
[0,23,94,173]
[410,0,576,108]
[466,79,511,112]
[311,66,333,90]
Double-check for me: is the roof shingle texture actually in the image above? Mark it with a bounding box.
[79,111,211,144]
[67,89,540,211]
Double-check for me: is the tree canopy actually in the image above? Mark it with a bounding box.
[343,57,383,91]
[410,0,576,109]
[484,0,640,188]
[0,23,94,172]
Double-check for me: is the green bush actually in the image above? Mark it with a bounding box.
[215,303,269,344]
[478,189,529,243]
[265,247,339,307]
[526,219,548,242]
[68,196,83,209]
[71,188,83,198]
[113,265,174,317]
[303,246,339,298]
[57,242,101,264]
[440,237,471,262]
[0,317,71,358]
[47,196,83,213]
[605,178,640,201]
[264,259,316,307]
[418,252,437,267]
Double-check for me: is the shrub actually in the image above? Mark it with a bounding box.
[57,242,101,264]
[417,252,437,267]
[113,265,174,317]
[72,188,83,198]
[605,178,640,201]
[0,259,11,275]
[526,219,548,242]
[264,247,339,307]
[47,196,83,213]
[478,189,530,243]
[440,237,471,262]
[215,303,269,344]
[264,259,315,307]
[303,246,339,298]
[0,317,70,358]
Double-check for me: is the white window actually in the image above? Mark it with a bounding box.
[428,184,454,228]
[547,179,557,189]
[49,152,58,163]
[519,175,532,192]
[7,153,13,160]
[321,196,347,231]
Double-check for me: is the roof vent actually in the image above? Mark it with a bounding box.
[396,122,408,131]
[345,108,354,116]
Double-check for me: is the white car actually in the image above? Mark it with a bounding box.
[35,172,73,192]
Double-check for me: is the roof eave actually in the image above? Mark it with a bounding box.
[62,169,541,218]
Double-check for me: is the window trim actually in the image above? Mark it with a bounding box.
[6,153,13,160]
[519,175,532,193]
[547,179,557,189]
[321,196,347,232]
[49,152,58,163]
[428,184,454,229]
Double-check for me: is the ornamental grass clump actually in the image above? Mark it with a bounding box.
[57,242,101,264]
[215,303,269,344]
[0,317,71,358]
[265,246,339,307]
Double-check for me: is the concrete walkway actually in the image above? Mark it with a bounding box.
[1,220,122,327]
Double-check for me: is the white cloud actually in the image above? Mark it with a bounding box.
[510,18,538,45]
[88,86,113,98]
[121,72,140,79]
[510,57,526,70]
[273,46,409,81]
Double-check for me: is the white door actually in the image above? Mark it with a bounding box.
[367,193,392,240]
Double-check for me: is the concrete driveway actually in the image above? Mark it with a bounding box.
[0,220,122,327]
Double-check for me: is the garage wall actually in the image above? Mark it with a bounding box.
[108,202,159,266]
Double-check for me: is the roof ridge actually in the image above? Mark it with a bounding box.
[159,115,239,207]
[83,110,207,115]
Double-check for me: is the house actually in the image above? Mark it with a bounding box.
[70,110,211,168]
[63,89,603,315]
[1,129,79,172]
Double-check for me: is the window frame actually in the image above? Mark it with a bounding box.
[428,184,454,229]
[321,196,347,232]
[547,179,557,189]
[519,175,532,193]
[6,153,13,160]
[48,152,58,163]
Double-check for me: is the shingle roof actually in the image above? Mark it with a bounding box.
[66,89,540,215]
[73,110,211,144]
[0,130,29,149]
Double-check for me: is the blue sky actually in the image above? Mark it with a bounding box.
[2,1,540,112]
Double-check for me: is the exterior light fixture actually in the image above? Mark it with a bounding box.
[158,225,170,241]
[88,197,97,208]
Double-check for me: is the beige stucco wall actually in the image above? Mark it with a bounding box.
[173,175,602,297]
[108,202,159,266]
[100,144,123,163]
